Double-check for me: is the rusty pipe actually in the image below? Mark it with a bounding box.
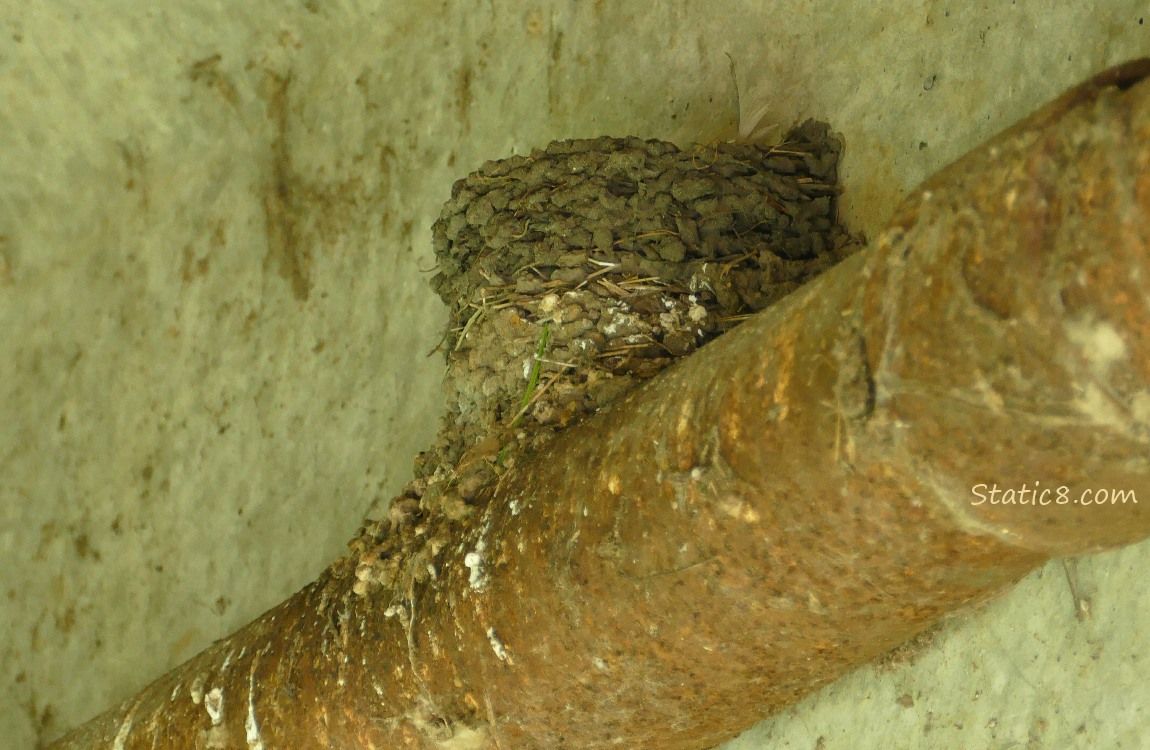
[51,60,1150,750]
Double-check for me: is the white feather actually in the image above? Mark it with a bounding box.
[727,54,780,143]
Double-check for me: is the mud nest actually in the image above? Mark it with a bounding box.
[344,120,862,600]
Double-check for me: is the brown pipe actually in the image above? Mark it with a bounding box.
[849,58,1150,558]
[51,60,1150,750]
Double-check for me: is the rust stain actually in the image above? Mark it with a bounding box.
[261,70,312,302]
[180,245,210,282]
[456,65,473,134]
[0,234,12,285]
[187,53,239,107]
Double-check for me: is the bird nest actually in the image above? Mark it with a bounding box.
[346,120,862,599]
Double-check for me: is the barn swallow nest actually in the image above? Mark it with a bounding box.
[344,120,861,598]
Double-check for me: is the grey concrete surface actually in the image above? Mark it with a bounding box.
[1,2,1147,748]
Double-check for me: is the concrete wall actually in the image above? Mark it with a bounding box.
[1,2,1147,747]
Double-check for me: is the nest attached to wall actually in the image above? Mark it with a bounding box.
[345,120,862,599]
